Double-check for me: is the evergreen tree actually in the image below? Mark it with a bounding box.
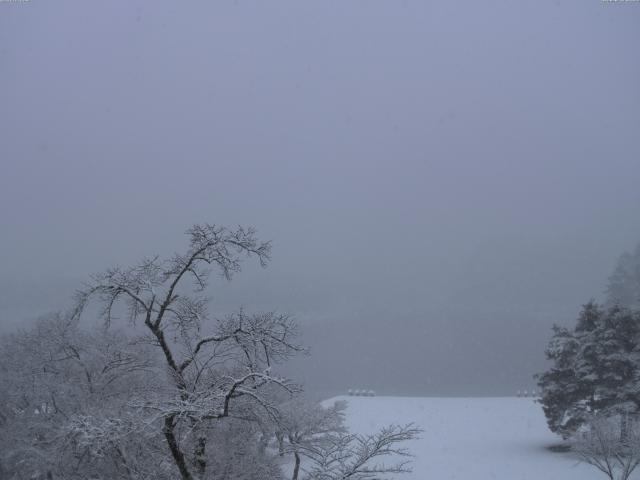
[606,243,640,309]
[537,302,640,438]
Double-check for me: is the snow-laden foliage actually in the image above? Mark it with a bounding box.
[537,302,640,438]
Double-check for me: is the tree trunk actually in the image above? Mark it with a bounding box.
[194,434,207,478]
[258,433,269,454]
[163,415,194,480]
[276,431,285,456]
[620,413,629,443]
[291,452,301,480]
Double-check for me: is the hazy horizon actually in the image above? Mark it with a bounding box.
[2,0,639,397]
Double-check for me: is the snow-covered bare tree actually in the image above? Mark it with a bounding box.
[0,312,167,479]
[1,223,421,480]
[276,399,347,480]
[571,414,640,480]
[303,424,421,480]
[71,223,303,480]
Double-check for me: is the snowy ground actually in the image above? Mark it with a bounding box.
[324,396,609,480]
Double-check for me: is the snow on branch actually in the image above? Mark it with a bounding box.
[304,423,422,480]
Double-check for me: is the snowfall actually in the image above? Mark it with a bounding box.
[324,395,610,480]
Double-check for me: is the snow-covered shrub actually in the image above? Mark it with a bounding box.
[571,414,640,480]
[305,424,421,480]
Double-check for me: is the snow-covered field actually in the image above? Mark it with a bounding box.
[326,396,606,480]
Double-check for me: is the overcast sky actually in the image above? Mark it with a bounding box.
[1,0,639,396]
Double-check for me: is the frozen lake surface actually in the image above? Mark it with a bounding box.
[325,396,609,480]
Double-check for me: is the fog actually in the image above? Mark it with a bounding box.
[1,0,639,397]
